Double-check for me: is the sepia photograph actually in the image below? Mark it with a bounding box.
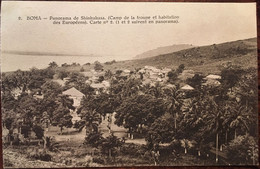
[1,1,258,168]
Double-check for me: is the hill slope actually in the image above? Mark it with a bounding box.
[101,38,257,75]
[134,44,194,59]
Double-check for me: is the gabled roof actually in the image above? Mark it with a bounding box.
[63,87,84,98]
[181,84,194,90]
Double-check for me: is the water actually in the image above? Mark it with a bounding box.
[1,53,128,72]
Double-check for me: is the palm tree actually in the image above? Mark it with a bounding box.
[78,108,102,134]
[227,102,250,139]
[163,86,182,130]
[203,96,225,163]
[57,94,75,110]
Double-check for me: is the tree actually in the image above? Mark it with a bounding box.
[202,96,225,163]
[48,61,58,68]
[186,74,205,90]
[40,94,74,133]
[52,104,73,134]
[56,95,75,110]
[220,66,244,92]
[100,134,122,158]
[104,70,113,79]
[167,70,178,83]
[76,108,102,134]
[115,94,166,137]
[225,102,251,139]
[84,131,104,148]
[163,85,182,130]
[146,115,175,146]
[176,64,185,74]
[98,76,105,83]
[41,81,62,96]
[226,135,258,165]
[57,70,69,80]
[32,125,44,139]
[94,61,103,71]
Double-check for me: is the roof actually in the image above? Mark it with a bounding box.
[166,84,176,88]
[203,79,221,86]
[85,80,92,84]
[205,74,221,80]
[123,69,131,73]
[102,81,110,87]
[91,83,104,89]
[63,87,84,98]
[182,70,195,74]
[181,84,194,90]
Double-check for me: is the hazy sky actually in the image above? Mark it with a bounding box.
[1,1,257,62]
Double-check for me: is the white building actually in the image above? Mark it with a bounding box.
[62,87,84,124]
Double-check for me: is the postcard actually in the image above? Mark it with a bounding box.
[1,1,258,167]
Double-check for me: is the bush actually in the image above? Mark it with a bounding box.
[3,157,13,167]
[120,144,147,157]
[32,125,44,139]
[80,67,85,72]
[27,148,52,161]
[84,132,104,148]
[226,135,258,165]
[93,156,105,164]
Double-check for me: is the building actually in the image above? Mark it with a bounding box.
[63,87,84,107]
[62,87,84,124]
[181,84,194,90]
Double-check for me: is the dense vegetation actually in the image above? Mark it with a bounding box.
[2,38,258,166]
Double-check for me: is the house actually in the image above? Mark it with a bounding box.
[205,74,221,80]
[62,87,85,124]
[63,77,71,82]
[63,87,84,107]
[11,88,31,99]
[90,83,105,95]
[203,79,221,86]
[85,80,92,84]
[102,80,110,88]
[203,74,221,86]
[181,84,194,90]
[123,69,131,74]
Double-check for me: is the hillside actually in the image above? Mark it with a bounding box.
[134,44,194,59]
[100,38,257,75]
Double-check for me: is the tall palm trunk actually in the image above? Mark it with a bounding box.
[60,126,63,135]
[225,130,228,144]
[109,149,112,158]
[174,112,177,129]
[252,146,255,165]
[216,132,218,163]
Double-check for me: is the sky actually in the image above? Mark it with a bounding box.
[1,1,257,71]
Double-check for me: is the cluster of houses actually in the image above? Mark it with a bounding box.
[135,65,221,91]
[3,65,223,144]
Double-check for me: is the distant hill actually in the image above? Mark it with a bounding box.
[101,38,257,75]
[134,44,194,59]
